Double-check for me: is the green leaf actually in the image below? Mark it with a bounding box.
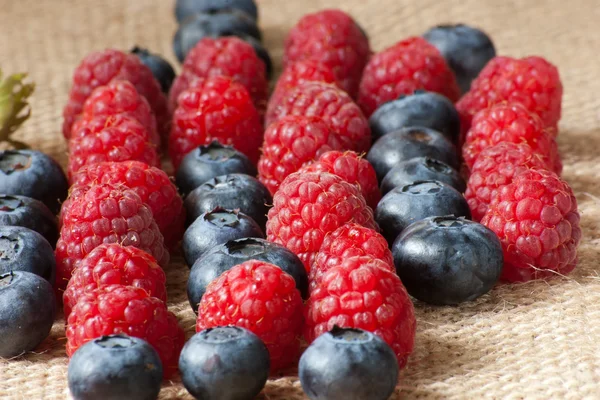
[0,68,35,147]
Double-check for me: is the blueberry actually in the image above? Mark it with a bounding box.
[68,334,163,400]
[369,91,460,144]
[175,0,258,23]
[381,157,466,195]
[0,149,68,214]
[392,216,503,305]
[183,208,264,267]
[0,271,56,357]
[131,46,176,94]
[173,9,261,63]
[188,238,308,312]
[423,24,496,94]
[0,195,58,247]
[176,141,257,197]
[179,327,269,400]
[184,173,271,229]
[376,180,471,244]
[367,127,459,182]
[0,226,55,284]
[299,327,398,400]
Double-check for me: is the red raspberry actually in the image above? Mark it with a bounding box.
[465,143,549,222]
[481,168,581,282]
[55,184,169,292]
[66,284,184,377]
[298,150,381,209]
[358,37,460,117]
[284,9,370,98]
[312,223,394,283]
[456,56,562,136]
[266,60,340,124]
[196,260,304,371]
[305,256,416,368]
[62,49,169,139]
[78,80,160,147]
[169,75,263,169]
[266,172,377,271]
[169,37,268,112]
[62,243,167,318]
[67,115,160,180]
[462,102,562,173]
[265,81,371,153]
[70,161,185,248]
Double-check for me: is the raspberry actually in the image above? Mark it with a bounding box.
[298,150,381,209]
[169,76,263,169]
[67,115,160,180]
[62,49,169,139]
[70,161,185,248]
[266,60,340,124]
[78,80,160,147]
[196,260,304,371]
[66,284,184,377]
[63,243,167,318]
[305,256,416,368]
[456,56,562,136]
[312,223,394,283]
[55,184,169,292]
[465,143,549,221]
[169,37,268,112]
[358,37,460,118]
[481,168,581,282]
[265,82,371,153]
[462,102,562,173]
[266,172,377,271]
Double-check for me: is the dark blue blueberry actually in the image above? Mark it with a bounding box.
[0,195,58,247]
[179,327,269,400]
[188,238,308,312]
[375,180,471,244]
[183,208,264,267]
[0,150,68,214]
[173,9,261,63]
[423,24,496,94]
[369,91,460,144]
[184,173,271,229]
[0,271,56,357]
[0,226,55,284]
[175,0,258,23]
[176,141,257,197]
[381,157,466,195]
[299,327,398,400]
[131,46,176,94]
[68,334,163,400]
[367,127,459,182]
[392,216,503,305]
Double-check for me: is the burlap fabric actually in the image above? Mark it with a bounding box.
[1,0,599,398]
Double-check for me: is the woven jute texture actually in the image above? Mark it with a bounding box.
[1,0,600,398]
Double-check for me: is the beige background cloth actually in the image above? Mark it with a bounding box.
[1,0,599,398]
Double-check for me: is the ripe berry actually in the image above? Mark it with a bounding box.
[131,46,176,94]
[367,127,459,181]
[381,157,465,195]
[68,334,163,400]
[376,180,471,244]
[182,208,264,267]
[179,327,269,400]
[175,0,258,23]
[0,271,56,357]
[481,169,581,282]
[392,216,503,305]
[188,238,309,312]
[176,141,257,197]
[0,194,58,247]
[0,150,68,214]
[299,327,399,400]
[196,260,304,371]
[0,226,55,284]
